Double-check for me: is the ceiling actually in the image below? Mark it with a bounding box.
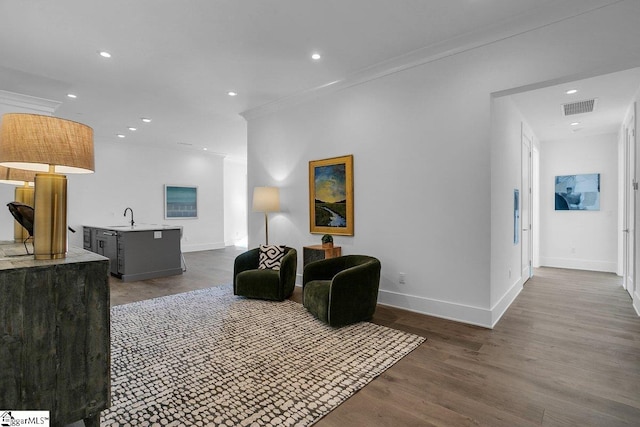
[0,0,634,160]
[510,67,640,142]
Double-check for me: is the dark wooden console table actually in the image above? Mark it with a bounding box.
[0,244,110,427]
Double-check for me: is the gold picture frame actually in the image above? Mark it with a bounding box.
[309,154,354,236]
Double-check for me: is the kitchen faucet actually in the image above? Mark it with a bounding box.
[124,207,134,227]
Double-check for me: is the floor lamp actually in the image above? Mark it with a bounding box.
[252,186,280,245]
[0,113,94,260]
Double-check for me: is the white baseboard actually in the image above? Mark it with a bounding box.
[377,289,493,328]
[182,241,226,253]
[538,256,616,273]
[296,270,628,327]
[490,279,523,328]
[634,290,640,317]
[298,277,522,329]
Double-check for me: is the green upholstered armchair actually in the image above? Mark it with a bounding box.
[302,255,381,327]
[233,247,297,301]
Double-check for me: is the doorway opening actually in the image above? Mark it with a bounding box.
[495,67,640,314]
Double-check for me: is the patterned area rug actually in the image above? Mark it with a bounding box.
[102,285,425,426]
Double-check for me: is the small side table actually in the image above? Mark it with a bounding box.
[303,245,342,266]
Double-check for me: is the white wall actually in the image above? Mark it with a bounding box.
[224,158,248,247]
[539,134,618,272]
[0,141,234,253]
[244,1,640,327]
[490,96,539,325]
[64,142,226,252]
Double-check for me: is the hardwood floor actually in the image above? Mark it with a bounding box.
[108,246,246,306]
[109,248,640,426]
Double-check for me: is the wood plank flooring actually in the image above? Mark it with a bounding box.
[108,248,640,426]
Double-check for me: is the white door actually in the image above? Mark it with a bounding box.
[623,107,636,299]
[522,126,533,283]
[532,146,540,268]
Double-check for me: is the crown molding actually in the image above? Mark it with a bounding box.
[0,89,61,115]
[240,0,623,121]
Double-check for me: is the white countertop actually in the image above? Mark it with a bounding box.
[84,224,182,232]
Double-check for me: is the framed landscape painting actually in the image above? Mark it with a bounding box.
[309,154,354,236]
[165,185,198,219]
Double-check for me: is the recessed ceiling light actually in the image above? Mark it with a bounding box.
[66,93,77,99]
[311,53,321,61]
[117,134,126,138]
[203,148,208,151]
[566,89,578,95]
[128,127,137,131]
[570,122,580,126]
[141,117,152,123]
[227,91,237,97]
[99,51,112,58]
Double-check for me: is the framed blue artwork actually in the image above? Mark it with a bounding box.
[554,173,600,211]
[165,185,198,219]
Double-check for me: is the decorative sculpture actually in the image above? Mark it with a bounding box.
[7,201,34,237]
[7,201,34,254]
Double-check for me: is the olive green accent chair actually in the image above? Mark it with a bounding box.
[303,255,381,327]
[233,247,297,301]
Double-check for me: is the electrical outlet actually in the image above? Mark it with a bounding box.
[508,269,511,278]
[399,272,406,284]
[571,247,576,254]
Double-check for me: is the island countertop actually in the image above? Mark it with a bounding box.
[83,223,182,232]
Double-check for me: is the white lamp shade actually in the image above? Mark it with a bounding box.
[252,186,280,212]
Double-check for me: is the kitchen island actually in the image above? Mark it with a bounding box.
[83,224,183,282]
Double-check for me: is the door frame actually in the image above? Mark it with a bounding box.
[521,124,534,283]
[622,103,637,303]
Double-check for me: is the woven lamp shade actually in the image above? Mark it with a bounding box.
[0,113,94,173]
[0,165,36,185]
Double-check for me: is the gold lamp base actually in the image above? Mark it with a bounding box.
[34,172,67,260]
[14,184,34,242]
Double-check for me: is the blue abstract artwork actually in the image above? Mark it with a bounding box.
[165,185,198,218]
[554,173,600,211]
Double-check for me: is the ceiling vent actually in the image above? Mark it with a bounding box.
[562,99,597,116]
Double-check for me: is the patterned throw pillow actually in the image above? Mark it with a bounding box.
[258,245,286,270]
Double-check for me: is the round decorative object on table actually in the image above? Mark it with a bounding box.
[321,234,333,248]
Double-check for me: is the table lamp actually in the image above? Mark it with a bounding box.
[0,165,36,242]
[0,113,94,259]
[252,186,280,245]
